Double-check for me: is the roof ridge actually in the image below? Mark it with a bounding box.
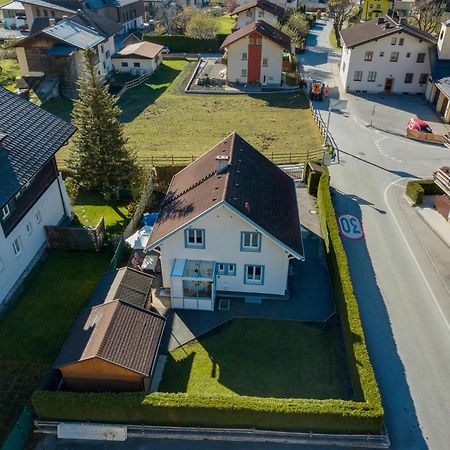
[97,300,121,357]
[222,132,236,202]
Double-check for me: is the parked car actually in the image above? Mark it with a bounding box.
[162,46,170,54]
[407,118,433,133]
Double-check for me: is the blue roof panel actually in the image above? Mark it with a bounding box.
[47,43,76,55]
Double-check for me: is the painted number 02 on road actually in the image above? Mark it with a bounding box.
[338,214,364,240]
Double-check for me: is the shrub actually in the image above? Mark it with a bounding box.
[143,34,228,53]
[405,179,443,205]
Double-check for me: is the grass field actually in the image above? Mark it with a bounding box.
[0,250,111,443]
[49,60,322,164]
[215,14,235,34]
[0,58,19,90]
[160,318,351,399]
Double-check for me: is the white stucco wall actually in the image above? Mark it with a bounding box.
[0,175,72,305]
[112,55,160,74]
[98,36,116,76]
[157,203,292,298]
[340,32,433,93]
[437,23,450,60]
[235,8,278,29]
[226,35,284,85]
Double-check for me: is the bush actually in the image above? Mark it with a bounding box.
[405,179,443,205]
[143,34,228,53]
[307,171,321,196]
[317,167,383,415]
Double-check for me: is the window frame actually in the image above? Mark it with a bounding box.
[368,71,377,82]
[1,204,10,220]
[241,68,247,77]
[36,211,42,223]
[240,231,261,252]
[216,263,236,276]
[390,51,399,62]
[244,264,264,285]
[419,73,428,84]
[364,51,373,61]
[12,237,21,256]
[417,52,426,63]
[184,228,205,249]
[133,62,141,68]
[242,52,247,61]
[353,70,363,81]
[391,37,397,45]
[26,221,33,236]
[399,38,404,46]
[404,73,413,84]
[121,61,129,67]
[262,57,268,67]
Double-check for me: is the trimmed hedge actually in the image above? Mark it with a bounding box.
[307,171,321,196]
[143,34,228,53]
[317,166,383,414]
[405,179,443,205]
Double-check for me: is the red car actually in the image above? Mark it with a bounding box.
[407,118,433,133]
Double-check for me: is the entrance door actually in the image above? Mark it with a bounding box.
[247,32,262,83]
[384,78,394,93]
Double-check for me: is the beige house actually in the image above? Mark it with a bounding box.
[112,41,163,74]
[231,0,285,30]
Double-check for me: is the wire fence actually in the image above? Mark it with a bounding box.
[308,99,338,161]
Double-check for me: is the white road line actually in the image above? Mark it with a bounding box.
[384,178,450,337]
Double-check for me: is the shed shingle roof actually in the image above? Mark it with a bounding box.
[69,9,123,38]
[114,41,164,59]
[20,0,80,13]
[231,0,285,19]
[0,87,75,208]
[220,20,291,50]
[147,132,303,258]
[53,300,166,376]
[340,16,436,49]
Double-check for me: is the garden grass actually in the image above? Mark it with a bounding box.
[215,14,235,34]
[0,58,19,89]
[0,250,111,442]
[160,318,351,400]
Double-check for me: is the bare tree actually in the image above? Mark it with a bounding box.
[186,13,218,39]
[226,0,239,13]
[328,0,354,47]
[173,7,194,33]
[410,0,446,33]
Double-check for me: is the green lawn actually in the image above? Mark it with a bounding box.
[215,14,235,34]
[329,28,339,49]
[41,98,74,122]
[0,58,19,90]
[160,319,351,400]
[0,250,112,443]
[73,191,130,235]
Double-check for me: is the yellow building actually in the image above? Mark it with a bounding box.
[361,0,391,21]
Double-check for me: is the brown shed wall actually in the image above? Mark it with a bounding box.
[60,357,148,392]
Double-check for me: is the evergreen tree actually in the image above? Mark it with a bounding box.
[69,48,136,199]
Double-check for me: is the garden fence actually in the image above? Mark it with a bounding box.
[1,407,34,450]
[108,236,126,271]
[308,99,338,161]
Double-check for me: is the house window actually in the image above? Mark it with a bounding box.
[26,222,33,235]
[103,62,106,70]
[35,211,42,223]
[353,70,363,81]
[101,45,104,53]
[256,38,262,44]
[122,62,128,67]
[185,228,205,248]
[364,51,373,61]
[342,61,346,72]
[404,73,413,83]
[0,258,4,273]
[217,263,236,276]
[106,50,110,58]
[241,231,261,252]
[368,71,377,82]
[242,52,247,61]
[246,9,252,16]
[390,52,399,62]
[36,7,40,16]
[419,73,428,84]
[51,10,55,17]
[241,68,247,77]
[43,8,48,15]
[399,38,404,46]
[379,51,384,57]
[262,57,268,67]
[406,52,411,57]
[244,265,264,285]
[391,37,397,45]
[133,62,141,67]
[1,204,10,220]
[12,237,21,256]
[258,10,264,17]
[249,37,254,44]
[417,53,425,63]
[376,3,380,7]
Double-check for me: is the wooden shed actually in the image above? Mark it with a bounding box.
[53,299,166,392]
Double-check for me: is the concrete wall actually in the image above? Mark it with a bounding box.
[112,54,161,74]
[340,32,433,93]
[158,203,291,298]
[235,8,278,29]
[22,2,73,27]
[0,174,72,305]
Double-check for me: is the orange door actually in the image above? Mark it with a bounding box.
[248,32,262,83]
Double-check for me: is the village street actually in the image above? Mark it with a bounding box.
[299,19,450,450]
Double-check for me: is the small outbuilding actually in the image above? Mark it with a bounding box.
[54,299,166,392]
[112,41,164,75]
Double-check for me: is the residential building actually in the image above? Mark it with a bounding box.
[339,16,436,93]
[144,132,304,312]
[0,87,75,307]
[361,0,391,21]
[235,0,295,10]
[391,0,414,18]
[112,41,163,75]
[231,0,285,30]
[220,20,291,85]
[19,0,81,28]
[0,1,26,29]
[176,0,207,8]
[14,11,121,98]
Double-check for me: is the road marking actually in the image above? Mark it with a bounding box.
[384,178,450,336]
[338,214,365,240]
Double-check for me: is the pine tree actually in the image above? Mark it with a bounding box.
[69,48,136,199]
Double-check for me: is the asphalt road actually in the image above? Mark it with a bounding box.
[300,20,450,450]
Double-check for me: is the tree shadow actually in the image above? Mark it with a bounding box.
[249,92,310,109]
[331,189,427,449]
[158,352,195,393]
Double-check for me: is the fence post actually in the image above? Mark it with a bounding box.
[171,155,174,166]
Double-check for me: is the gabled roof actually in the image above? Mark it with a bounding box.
[69,9,123,38]
[85,0,140,9]
[42,19,105,48]
[220,20,291,50]
[340,16,436,49]
[87,267,155,308]
[146,132,303,259]
[0,87,75,208]
[29,17,61,35]
[231,0,285,19]
[19,0,80,13]
[53,300,166,376]
[1,1,25,11]
[113,41,164,59]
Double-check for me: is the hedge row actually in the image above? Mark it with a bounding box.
[143,34,228,53]
[317,166,383,417]
[32,390,382,434]
[405,179,443,205]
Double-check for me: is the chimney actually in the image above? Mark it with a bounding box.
[377,17,385,25]
[215,155,229,174]
[49,17,55,26]
[0,133,7,149]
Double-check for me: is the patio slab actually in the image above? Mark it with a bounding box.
[155,184,336,351]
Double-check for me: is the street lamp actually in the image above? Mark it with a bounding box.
[323,98,347,163]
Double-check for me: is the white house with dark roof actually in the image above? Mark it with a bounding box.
[231,0,285,30]
[112,41,163,75]
[0,87,75,307]
[144,132,304,312]
[339,16,436,93]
